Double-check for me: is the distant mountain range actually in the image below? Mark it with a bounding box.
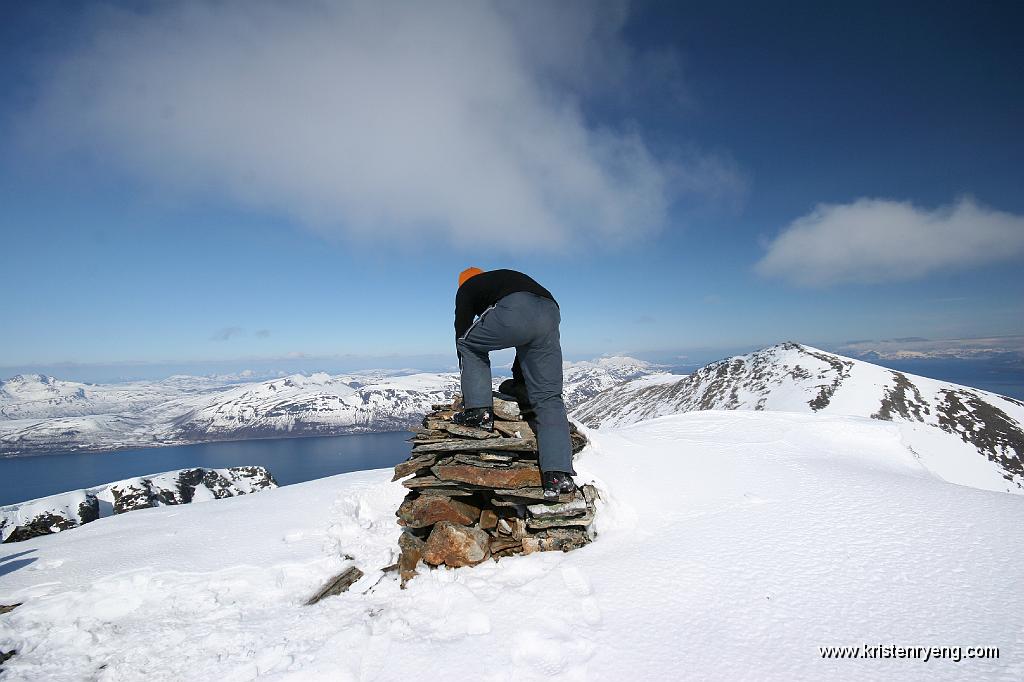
[572,343,1024,495]
[8,346,1022,497]
[0,358,656,456]
[834,335,1024,361]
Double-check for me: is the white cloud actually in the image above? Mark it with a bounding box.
[755,197,1024,286]
[23,0,739,250]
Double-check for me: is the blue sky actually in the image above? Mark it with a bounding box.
[2,1,1022,381]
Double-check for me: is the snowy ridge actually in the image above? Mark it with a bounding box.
[1,413,1021,679]
[561,356,659,410]
[0,374,226,420]
[0,360,660,456]
[0,466,276,543]
[572,343,1024,494]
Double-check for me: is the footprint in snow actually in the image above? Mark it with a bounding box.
[511,628,594,678]
[559,566,591,597]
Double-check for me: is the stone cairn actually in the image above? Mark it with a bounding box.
[392,393,596,585]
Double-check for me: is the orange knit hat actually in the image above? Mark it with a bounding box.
[458,267,484,287]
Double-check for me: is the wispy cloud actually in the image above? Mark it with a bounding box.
[22,0,742,251]
[756,197,1024,286]
[255,329,271,339]
[211,326,245,342]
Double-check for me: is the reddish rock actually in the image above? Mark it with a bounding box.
[422,521,491,567]
[397,493,480,528]
[398,531,425,587]
[432,463,541,489]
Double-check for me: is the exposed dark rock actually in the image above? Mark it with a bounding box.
[799,347,854,411]
[2,467,276,543]
[305,566,364,604]
[0,649,15,667]
[873,371,929,422]
[0,603,21,615]
[936,389,1024,483]
[110,466,277,514]
[570,429,588,455]
[78,497,100,525]
[2,493,98,544]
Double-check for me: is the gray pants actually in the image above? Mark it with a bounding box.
[457,292,575,474]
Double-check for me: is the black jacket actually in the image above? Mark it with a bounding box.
[454,269,556,340]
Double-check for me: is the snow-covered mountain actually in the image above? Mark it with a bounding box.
[573,343,1024,494]
[561,356,663,409]
[1,412,1020,679]
[0,372,462,455]
[0,374,228,420]
[0,359,659,455]
[161,372,461,441]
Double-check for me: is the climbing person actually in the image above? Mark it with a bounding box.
[451,267,577,498]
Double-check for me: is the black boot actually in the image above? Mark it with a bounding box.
[451,406,494,431]
[498,378,531,409]
[542,471,577,499]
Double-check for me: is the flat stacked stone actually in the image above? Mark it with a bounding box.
[393,393,594,585]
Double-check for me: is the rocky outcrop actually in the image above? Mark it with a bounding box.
[0,490,99,544]
[1,466,278,543]
[108,466,277,514]
[393,395,595,584]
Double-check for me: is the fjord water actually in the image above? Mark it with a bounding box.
[0,431,410,507]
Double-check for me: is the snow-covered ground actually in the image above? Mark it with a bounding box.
[2,411,1020,680]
